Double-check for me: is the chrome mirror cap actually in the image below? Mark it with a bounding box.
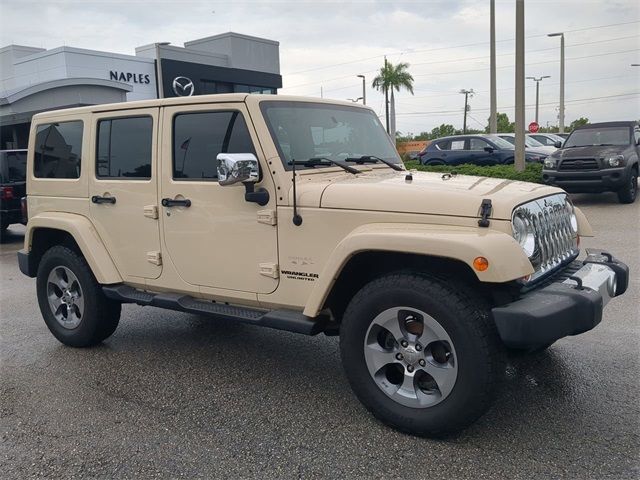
[216,153,259,186]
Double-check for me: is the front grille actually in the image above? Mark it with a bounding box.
[513,193,579,283]
[558,158,599,171]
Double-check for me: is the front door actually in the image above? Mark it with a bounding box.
[159,103,279,294]
[89,108,162,281]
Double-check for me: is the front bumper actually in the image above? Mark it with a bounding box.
[492,250,629,349]
[542,167,628,192]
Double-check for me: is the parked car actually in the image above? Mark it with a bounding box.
[497,133,557,156]
[0,149,27,233]
[418,134,547,166]
[529,132,565,148]
[18,95,629,438]
[542,121,639,203]
[556,133,570,140]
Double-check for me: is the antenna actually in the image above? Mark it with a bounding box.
[291,159,302,226]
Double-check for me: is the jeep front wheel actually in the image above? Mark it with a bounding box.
[36,245,121,347]
[340,273,502,437]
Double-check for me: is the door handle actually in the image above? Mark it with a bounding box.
[91,195,116,204]
[161,198,191,208]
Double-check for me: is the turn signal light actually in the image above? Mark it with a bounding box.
[0,186,14,200]
[473,256,489,271]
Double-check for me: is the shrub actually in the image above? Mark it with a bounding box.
[403,160,544,184]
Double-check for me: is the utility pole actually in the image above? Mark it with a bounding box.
[460,89,474,134]
[514,0,525,172]
[489,0,497,133]
[526,76,550,123]
[384,56,390,133]
[357,74,366,105]
[548,32,565,132]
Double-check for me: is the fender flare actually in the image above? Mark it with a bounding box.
[302,223,534,317]
[25,212,122,284]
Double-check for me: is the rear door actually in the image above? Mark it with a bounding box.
[89,109,162,281]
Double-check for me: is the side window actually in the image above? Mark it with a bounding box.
[96,116,153,179]
[34,121,83,179]
[450,140,465,150]
[435,140,450,150]
[172,111,255,180]
[469,138,490,150]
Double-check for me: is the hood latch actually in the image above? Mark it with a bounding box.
[478,198,492,228]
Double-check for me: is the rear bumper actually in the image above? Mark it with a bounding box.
[492,250,629,349]
[542,167,628,192]
[1,208,22,225]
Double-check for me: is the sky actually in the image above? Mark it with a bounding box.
[1,0,639,135]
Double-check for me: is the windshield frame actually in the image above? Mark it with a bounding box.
[259,100,401,171]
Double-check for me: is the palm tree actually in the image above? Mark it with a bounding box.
[372,60,414,140]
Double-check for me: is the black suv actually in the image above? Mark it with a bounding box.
[542,121,639,204]
[0,149,27,233]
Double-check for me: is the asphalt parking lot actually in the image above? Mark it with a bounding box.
[1,193,638,479]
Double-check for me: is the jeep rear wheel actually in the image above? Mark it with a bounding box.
[340,273,502,437]
[36,246,121,347]
[617,169,637,204]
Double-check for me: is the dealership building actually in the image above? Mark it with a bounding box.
[0,32,282,149]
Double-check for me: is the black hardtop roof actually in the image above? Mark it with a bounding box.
[574,121,638,130]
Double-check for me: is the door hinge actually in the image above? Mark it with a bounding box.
[259,262,279,279]
[257,209,277,226]
[144,205,159,219]
[147,251,162,266]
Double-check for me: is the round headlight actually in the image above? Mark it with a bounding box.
[512,212,536,257]
[564,197,578,233]
[544,158,556,169]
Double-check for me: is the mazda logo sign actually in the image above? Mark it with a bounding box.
[172,76,194,97]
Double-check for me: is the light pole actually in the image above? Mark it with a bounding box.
[459,89,474,134]
[357,75,366,105]
[489,0,497,133]
[548,32,565,133]
[514,0,525,172]
[526,75,550,124]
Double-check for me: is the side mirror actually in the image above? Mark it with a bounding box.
[554,141,563,148]
[216,153,269,206]
[216,153,259,186]
[483,146,495,153]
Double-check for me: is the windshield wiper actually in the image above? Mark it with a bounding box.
[344,155,404,171]
[288,157,359,174]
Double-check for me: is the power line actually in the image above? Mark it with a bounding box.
[282,20,640,76]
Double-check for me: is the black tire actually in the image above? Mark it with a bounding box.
[617,168,637,204]
[340,273,503,437]
[36,245,121,347]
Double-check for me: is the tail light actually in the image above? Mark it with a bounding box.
[21,196,28,223]
[0,186,14,200]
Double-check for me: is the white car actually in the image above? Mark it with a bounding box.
[528,133,565,148]
[497,133,556,156]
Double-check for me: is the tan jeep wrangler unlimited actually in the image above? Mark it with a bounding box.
[18,94,629,437]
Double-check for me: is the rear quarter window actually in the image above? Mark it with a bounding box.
[34,121,83,179]
[0,151,27,183]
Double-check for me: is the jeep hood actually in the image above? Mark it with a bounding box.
[293,169,561,220]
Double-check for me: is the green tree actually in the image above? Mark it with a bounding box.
[372,61,414,140]
[430,123,456,139]
[569,117,589,131]
[493,112,515,133]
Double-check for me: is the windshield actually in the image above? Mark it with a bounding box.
[565,127,630,147]
[260,101,401,170]
[0,151,27,183]
[525,136,545,147]
[486,136,515,149]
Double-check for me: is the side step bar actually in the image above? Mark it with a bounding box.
[102,284,327,336]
